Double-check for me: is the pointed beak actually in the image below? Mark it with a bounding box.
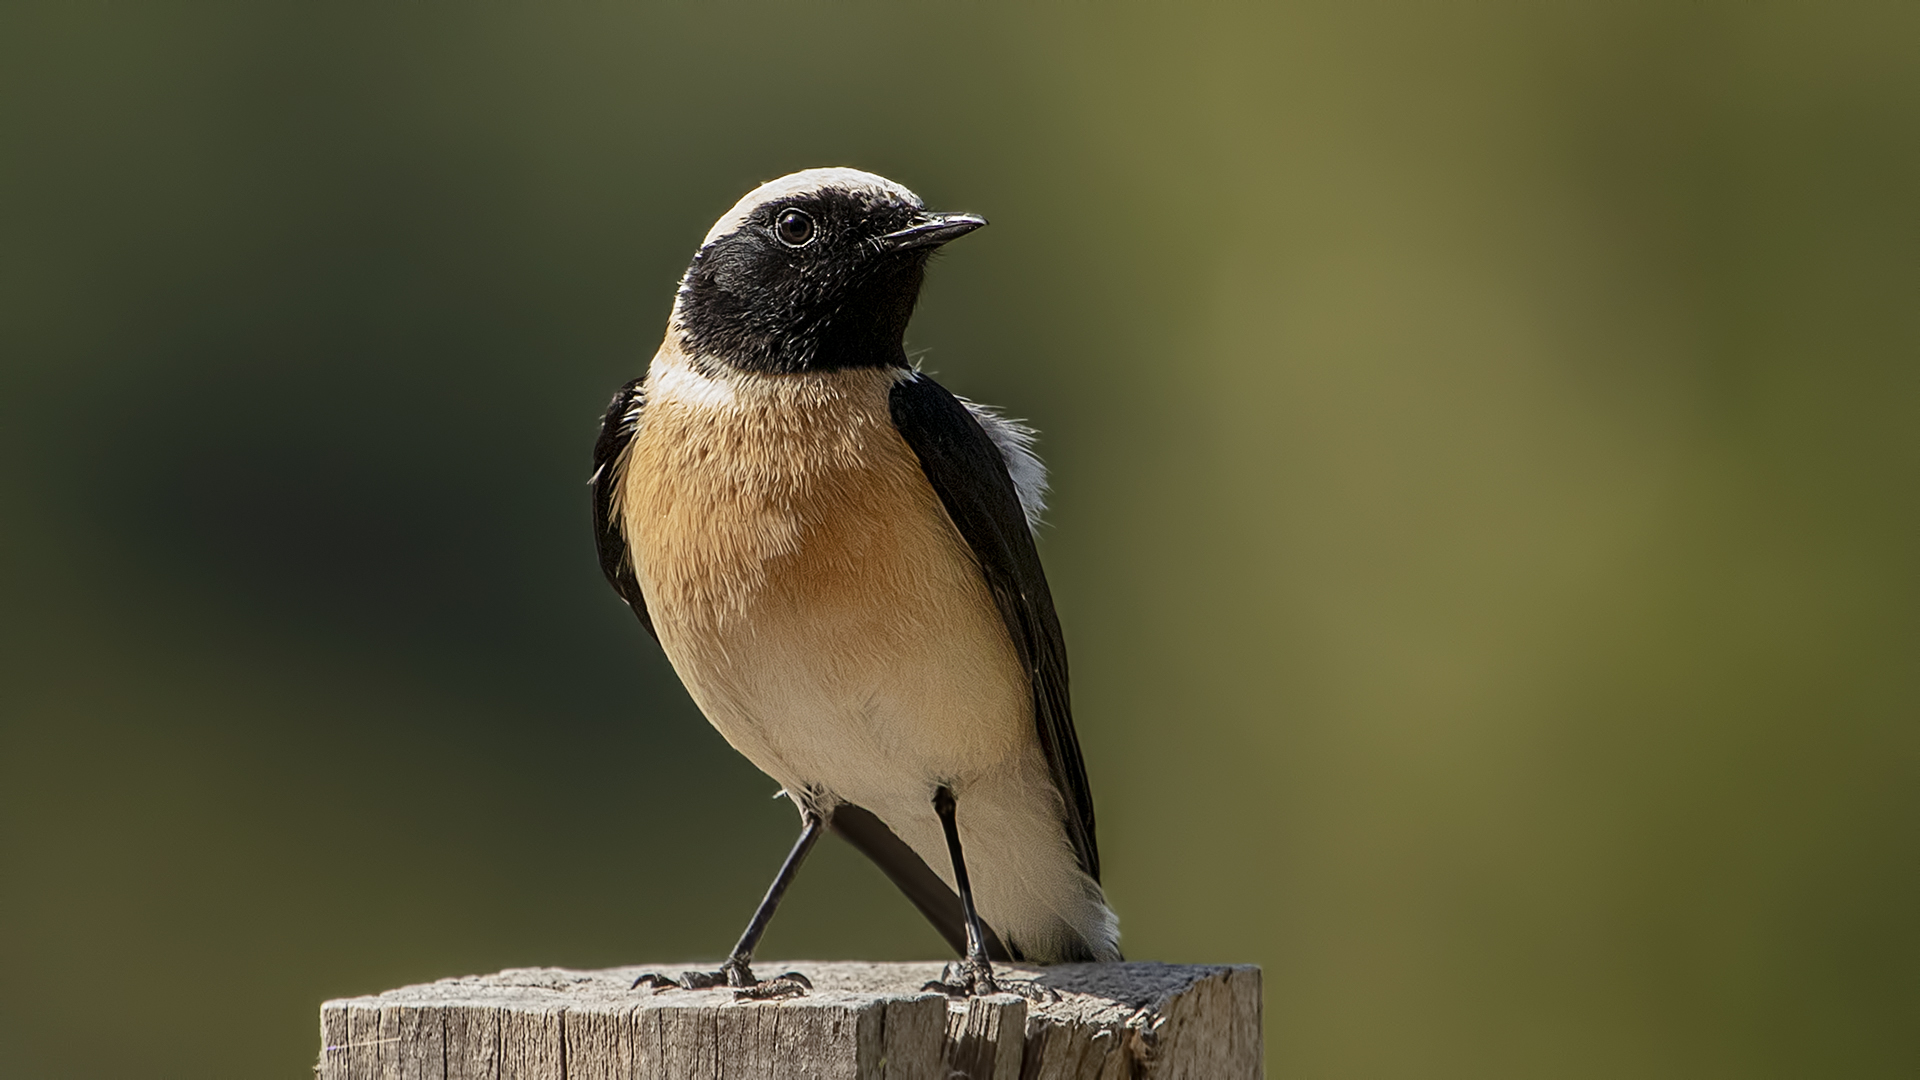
[877,211,988,253]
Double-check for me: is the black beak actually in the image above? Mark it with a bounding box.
[878,211,988,253]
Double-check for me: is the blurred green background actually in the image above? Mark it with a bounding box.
[3,2,1916,1076]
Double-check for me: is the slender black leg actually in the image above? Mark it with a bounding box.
[925,786,1000,995]
[720,808,823,979]
[632,807,823,998]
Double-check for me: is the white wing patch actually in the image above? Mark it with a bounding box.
[961,398,1049,530]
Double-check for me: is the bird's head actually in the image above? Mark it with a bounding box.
[668,167,986,375]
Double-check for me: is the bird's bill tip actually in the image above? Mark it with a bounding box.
[878,212,988,252]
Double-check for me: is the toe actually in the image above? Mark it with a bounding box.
[734,975,810,1000]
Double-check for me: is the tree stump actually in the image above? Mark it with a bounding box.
[318,960,1261,1079]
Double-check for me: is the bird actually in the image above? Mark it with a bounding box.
[590,167,1118,998]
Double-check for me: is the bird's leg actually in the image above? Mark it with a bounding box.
[921,786,1002,996]
[631,807,821,999]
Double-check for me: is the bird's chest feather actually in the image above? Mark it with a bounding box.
[616,359,1028,787]
[621,364,938,632]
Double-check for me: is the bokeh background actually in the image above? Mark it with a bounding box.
[3,2,1916,1076]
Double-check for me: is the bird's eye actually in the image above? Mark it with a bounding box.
[775,208,816,247]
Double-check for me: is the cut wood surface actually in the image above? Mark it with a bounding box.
[317,960,1261,1080]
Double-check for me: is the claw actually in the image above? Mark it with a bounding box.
[656,961,810,999]
[670,958,752,989]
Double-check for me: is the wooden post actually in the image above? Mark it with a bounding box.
[318,960,1261,1079]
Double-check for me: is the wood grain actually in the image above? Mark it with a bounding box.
[317,961,1261,1079]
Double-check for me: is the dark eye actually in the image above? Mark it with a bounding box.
[775,208,815,247]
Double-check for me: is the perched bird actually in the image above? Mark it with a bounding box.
[591,168,1117,997]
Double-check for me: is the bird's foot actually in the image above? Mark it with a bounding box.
[630,960,812,999]
[921,958,1001,997]
[678,961,753,990]
[629,957,751,992]
[732,971,813,1000]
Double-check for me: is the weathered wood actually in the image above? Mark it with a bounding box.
[318,961,1261,1079]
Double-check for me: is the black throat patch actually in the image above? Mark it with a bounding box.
[673,187,931,374]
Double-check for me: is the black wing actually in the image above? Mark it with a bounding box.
[888,372,1099,883]
[590,378,656,641]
